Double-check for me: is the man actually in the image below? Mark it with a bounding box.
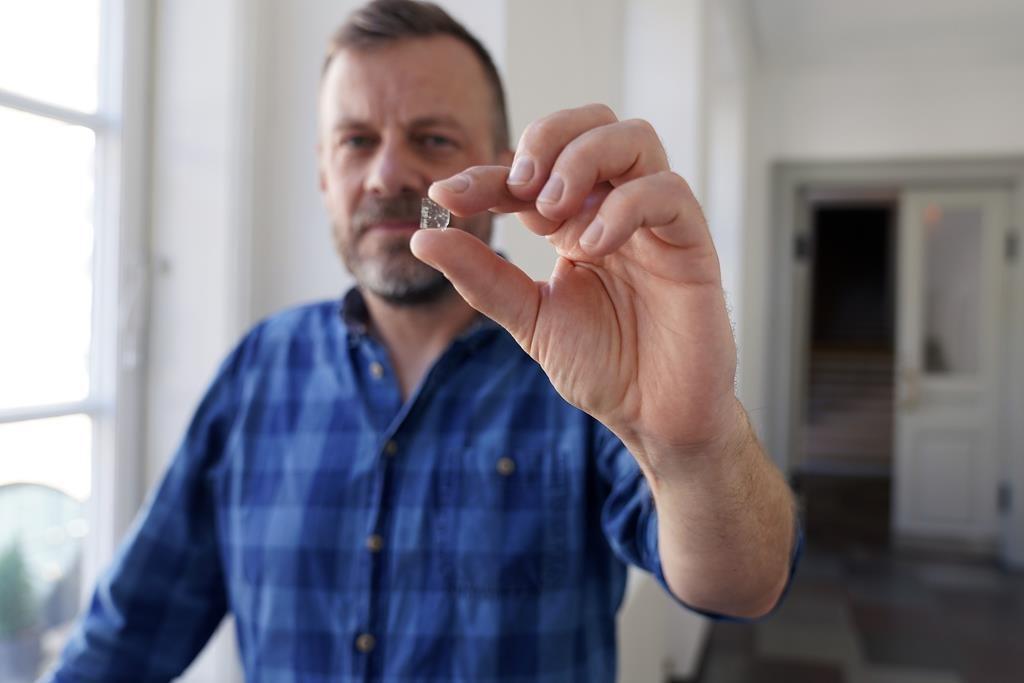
[47,1,799,681]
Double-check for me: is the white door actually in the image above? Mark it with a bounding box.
[895,189,1009,543]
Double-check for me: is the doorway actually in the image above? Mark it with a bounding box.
[770,160,1023,561]
[798,200,897,547]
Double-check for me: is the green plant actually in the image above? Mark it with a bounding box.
[0,541,37,638]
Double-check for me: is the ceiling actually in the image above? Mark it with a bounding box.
[746,0,1024,70]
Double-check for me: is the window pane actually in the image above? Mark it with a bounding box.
[0,107,95,410]
[922,205,982,375]
[0,0,101,112]
[0,414,90,682]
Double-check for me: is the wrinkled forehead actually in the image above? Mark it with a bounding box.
[318,36,494,140]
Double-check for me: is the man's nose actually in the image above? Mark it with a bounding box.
[364,140,425,197]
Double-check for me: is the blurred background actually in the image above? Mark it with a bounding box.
[1,0,1022,681]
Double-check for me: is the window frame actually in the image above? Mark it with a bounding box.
[0,0,151,600]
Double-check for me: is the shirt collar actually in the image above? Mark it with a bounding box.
[339,286,372,341]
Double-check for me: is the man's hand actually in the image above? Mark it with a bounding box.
[411,103,796,618]
[410,103,741,481]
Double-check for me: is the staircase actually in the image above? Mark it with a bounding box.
[801,348,895,475]
[796,347,896,547]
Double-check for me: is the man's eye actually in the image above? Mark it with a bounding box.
[419,134,456,149]
[341,135,376,149]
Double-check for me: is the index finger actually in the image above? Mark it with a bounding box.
[429,166,530,215]
[429,166,561,236]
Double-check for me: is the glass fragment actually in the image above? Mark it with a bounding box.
[420,197,450,230]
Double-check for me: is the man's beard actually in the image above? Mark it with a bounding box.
[334,192,487,307]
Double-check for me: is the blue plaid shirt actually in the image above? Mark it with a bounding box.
[48,289,798,682]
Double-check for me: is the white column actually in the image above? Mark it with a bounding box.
[619,1,716,679]
[147,0,258,679]
[621,0,707,197]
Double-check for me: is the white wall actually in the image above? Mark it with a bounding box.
[621,0,705,193]
[756,63,1024,159]
[742,61,1024,459]
[498,0,623,280]
[703,0,755,394]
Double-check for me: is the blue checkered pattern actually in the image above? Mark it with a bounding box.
[46,289,799,683]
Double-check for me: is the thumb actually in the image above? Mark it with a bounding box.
[410,228,539,346]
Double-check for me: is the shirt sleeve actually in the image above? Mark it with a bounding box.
[41,346,245,683]
[593,419,803,622]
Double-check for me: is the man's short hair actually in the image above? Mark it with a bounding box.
[323,0,510,151]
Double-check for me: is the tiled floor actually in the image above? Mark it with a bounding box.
[693,544,1024,683]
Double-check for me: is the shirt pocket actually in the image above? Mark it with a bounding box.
[440,446,571,594]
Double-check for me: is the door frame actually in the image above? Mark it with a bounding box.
[769,157,1024,566]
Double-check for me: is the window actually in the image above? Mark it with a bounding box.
[0,1,145,679]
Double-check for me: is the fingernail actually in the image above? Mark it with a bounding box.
[507,156,534,185]
[579,217,604,252]
[537,174,564,204]
[435,174,470,193]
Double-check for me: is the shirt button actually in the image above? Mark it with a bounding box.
[355,632,376,653]
[384,440,398,457]
[369,361,384,379]
[496,456,516,476]
[366,534,384,553]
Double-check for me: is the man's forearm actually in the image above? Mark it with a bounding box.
[627,400,797,619]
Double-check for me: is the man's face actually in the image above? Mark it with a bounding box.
[318,36,507,305]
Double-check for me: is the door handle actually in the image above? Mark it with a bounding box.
[899,367,921,411]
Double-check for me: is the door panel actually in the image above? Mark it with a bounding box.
[907,422,984,525]
[895,190,1008,542]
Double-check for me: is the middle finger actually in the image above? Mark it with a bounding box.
[533,118,670,223]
